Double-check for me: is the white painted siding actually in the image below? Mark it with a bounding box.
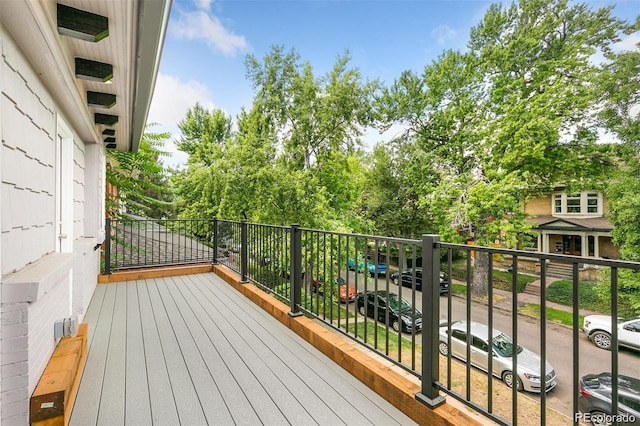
[73,139,85,241]
[0,26,103,425]
[1,32,56,274]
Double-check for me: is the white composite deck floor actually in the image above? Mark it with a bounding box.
[70,273,416,425]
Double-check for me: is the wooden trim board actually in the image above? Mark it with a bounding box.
[31,324,88,426]
[98,263,214,283]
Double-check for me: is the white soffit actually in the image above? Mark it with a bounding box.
[0,0,171,152]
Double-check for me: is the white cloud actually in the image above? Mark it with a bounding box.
[171,10,248,56]
[431,25,457,46]
[147,73,218,168]
[195,0,214,12]
[613,32,640,52]
[148,73,215,128]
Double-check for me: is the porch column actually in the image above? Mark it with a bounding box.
[542,232,549,253]
[594,235,600,258]
[581,234,588,257]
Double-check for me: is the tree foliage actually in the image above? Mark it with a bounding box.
[175,46,377,230]
[106,125,173,218]
[168,1,638,305]
[373,0,630,294]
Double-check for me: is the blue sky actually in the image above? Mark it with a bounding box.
[147,0,640,167]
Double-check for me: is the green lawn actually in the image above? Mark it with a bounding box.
[449,259,537,293]
[342,321,419,363]
[519,303,584,327]
[546,280,609,313]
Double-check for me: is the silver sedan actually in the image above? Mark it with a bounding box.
[438,320,557,393]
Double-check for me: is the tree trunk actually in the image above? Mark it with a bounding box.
[472,251,489,297]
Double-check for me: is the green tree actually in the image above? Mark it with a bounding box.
[377,0,628,295]
[176,103,232,166]
[237,46,376,228]
[359,141,437,238]
[173,105,234,219]
[595,20,640,313]
[106,125,173,218]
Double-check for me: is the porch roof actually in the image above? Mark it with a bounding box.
[528,215,613,232]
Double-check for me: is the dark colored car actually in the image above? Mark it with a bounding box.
[390,268,449,293]
[578,373,640,425]
[356,290,422,333]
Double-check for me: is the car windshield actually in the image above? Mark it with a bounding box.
[387,295,412,313]
[492,333,523,357]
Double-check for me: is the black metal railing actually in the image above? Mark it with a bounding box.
[103,217,217,273]
[102,218,640,426]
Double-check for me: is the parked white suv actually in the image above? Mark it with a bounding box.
[582,315,640,351]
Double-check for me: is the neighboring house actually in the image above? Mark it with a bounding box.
[0,1,170,424]
[525,189,620,260]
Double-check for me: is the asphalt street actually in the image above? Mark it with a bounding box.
[336,270,640,421]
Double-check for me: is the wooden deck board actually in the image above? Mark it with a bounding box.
[137,279,180,425]
[155,276,235,425]
[167,275,262,425]
[191,273,407,425]
[169,277,290,425]
[146,278,208,425]
[124,280,152,425]
[181,275,318,425]
[188,274,338,424]
[71,273,417,425]
[70,283,115,425]
[97,282,127,425]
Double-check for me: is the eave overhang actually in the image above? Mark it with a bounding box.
[0,0,171,152]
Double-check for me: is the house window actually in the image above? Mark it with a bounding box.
[566,194,581,213]
[587,193,599,213]
[552,191,601,215]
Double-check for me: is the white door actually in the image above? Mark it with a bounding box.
[55,116,73,253]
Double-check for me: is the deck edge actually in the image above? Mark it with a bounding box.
[212,264,482,426]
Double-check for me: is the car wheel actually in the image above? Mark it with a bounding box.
[591,331,612,350]
[392,320,401,332]
[359,306,366,316]
[370,272,375,278]
[588,410,613,426]
[438,342,449,356]
[502,371,524,391]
